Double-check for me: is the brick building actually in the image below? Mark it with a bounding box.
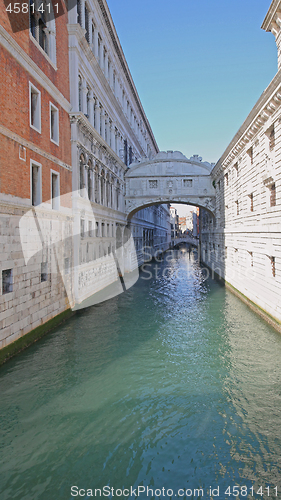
[0,0,73,350]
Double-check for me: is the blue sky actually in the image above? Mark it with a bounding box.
[107,0,276,164]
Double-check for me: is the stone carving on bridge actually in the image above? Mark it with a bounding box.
[125,151,216,217]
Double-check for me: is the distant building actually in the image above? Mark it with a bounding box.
[170,206,179,239]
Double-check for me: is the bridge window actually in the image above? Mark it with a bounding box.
[183,179,192,188]
[149,180,158,189]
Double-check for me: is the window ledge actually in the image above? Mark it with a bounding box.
[29,33,57,70]
[30,123,41,134]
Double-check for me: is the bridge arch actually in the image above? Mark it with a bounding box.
[124,151,216,219]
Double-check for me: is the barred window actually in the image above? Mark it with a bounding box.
[2,269,13,294]
[249,193,254,212]
[149,180,158,189]
[269,126,275,151]
[270,183,276,207]
[271,257,276,277]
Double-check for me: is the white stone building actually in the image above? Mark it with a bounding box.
[201,0,281,327]
[67,0,171,306]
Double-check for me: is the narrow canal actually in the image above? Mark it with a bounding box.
[1,249,281,500]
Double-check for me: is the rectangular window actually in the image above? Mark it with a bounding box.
[247,251,253,267]
[149,180,158,189]
[81,219,85,238]
[50,103,59,144]
[102,222,105,237]
[29,83,41,132]
[89,221,92,237]
[183,179,192,188]
[96,221,99,237]
[270,183,276,207]
[41,262,48,282]
[235,200,239,215]
[249,193,254,212]
[225,172,228,186]
[269,126,275,151]
[234,162,238,176]
[51,172,60,210]
[271,257,276,277]
[2,269,13,294]
[85,4,89,42]
[31,161,41,206]
[247,147,253,165]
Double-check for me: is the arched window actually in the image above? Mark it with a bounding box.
[78,76,82,112]
[86,87,90,117]
[110,176,113,208]
[77,0,82,26]
[95,167,99,203]
[29,0,56,63]
[87,161,92,201]
[100,170,105,205]
[106,173,110,207]
[85,3,89,42]
[79,154,85,194]
[116,180,120,210]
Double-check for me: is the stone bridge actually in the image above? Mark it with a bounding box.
[172,236,198,247]
[124,151,216,218]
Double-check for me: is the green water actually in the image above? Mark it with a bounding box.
[1,249,281,500]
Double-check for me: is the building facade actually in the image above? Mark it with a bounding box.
[0,0,73,350]
[202,0,281,326]
[67,0,170,306]
[0,0,171,353]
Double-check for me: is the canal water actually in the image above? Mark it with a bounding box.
[1,249,281,500]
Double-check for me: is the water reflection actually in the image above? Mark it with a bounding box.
[0,249,281,499]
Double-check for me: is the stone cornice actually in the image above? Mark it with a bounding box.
[70,111,126,175]
[0,124,72,171]
[261,0,281,32]
[96,0,159,154]
[213,70,281,173]
[69,26,147,157]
